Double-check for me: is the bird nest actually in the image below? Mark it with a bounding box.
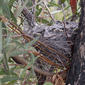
[23,21,78,75]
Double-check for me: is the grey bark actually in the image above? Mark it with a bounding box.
[66,0,85,85]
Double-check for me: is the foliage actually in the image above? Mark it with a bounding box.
[0,0,80,85]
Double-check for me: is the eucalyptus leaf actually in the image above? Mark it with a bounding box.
[36,5,42,17]
[61,0,66,3]
[15,0,28,18]
[24,37,39,49]
[1,0,11,19]
[9,0,15,8]
[20,53,36,78]
[9,49,28,57]
[9,0,17,22]
[44,82,53,85]
[0,75,22,83]
[0,22,2,62]
[48,2,61,8]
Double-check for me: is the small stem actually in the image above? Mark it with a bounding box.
[43,1,55,23]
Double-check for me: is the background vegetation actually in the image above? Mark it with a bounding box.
[0,0,80,85]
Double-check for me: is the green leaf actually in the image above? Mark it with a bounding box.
[24,37,39,49]
[9,49,28,57]
[3,49,9,72]
[26,0,32,7]
[42,18,50,24]
[36,5,42,17]
[0,0,3,8]
[0,75,22,83]
[1,0,11,19]
[37,18,50,24]
[48,2,61,8]
[44,82,53,85]
[20,53,36,78]
[8,0,17,22]
[61,0,66,3]
[15,0,28,18]
[9,0,15,8]
[0,22,2,63]
[0,69,6,75]
[10,11,17,23]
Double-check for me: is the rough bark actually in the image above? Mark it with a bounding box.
[66,0,85,85]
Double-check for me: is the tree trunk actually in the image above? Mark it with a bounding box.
[66,0,85,85]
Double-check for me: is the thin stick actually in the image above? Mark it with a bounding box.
[43,1,55,23]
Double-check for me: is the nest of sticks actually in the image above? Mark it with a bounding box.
[23,19,78,78]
